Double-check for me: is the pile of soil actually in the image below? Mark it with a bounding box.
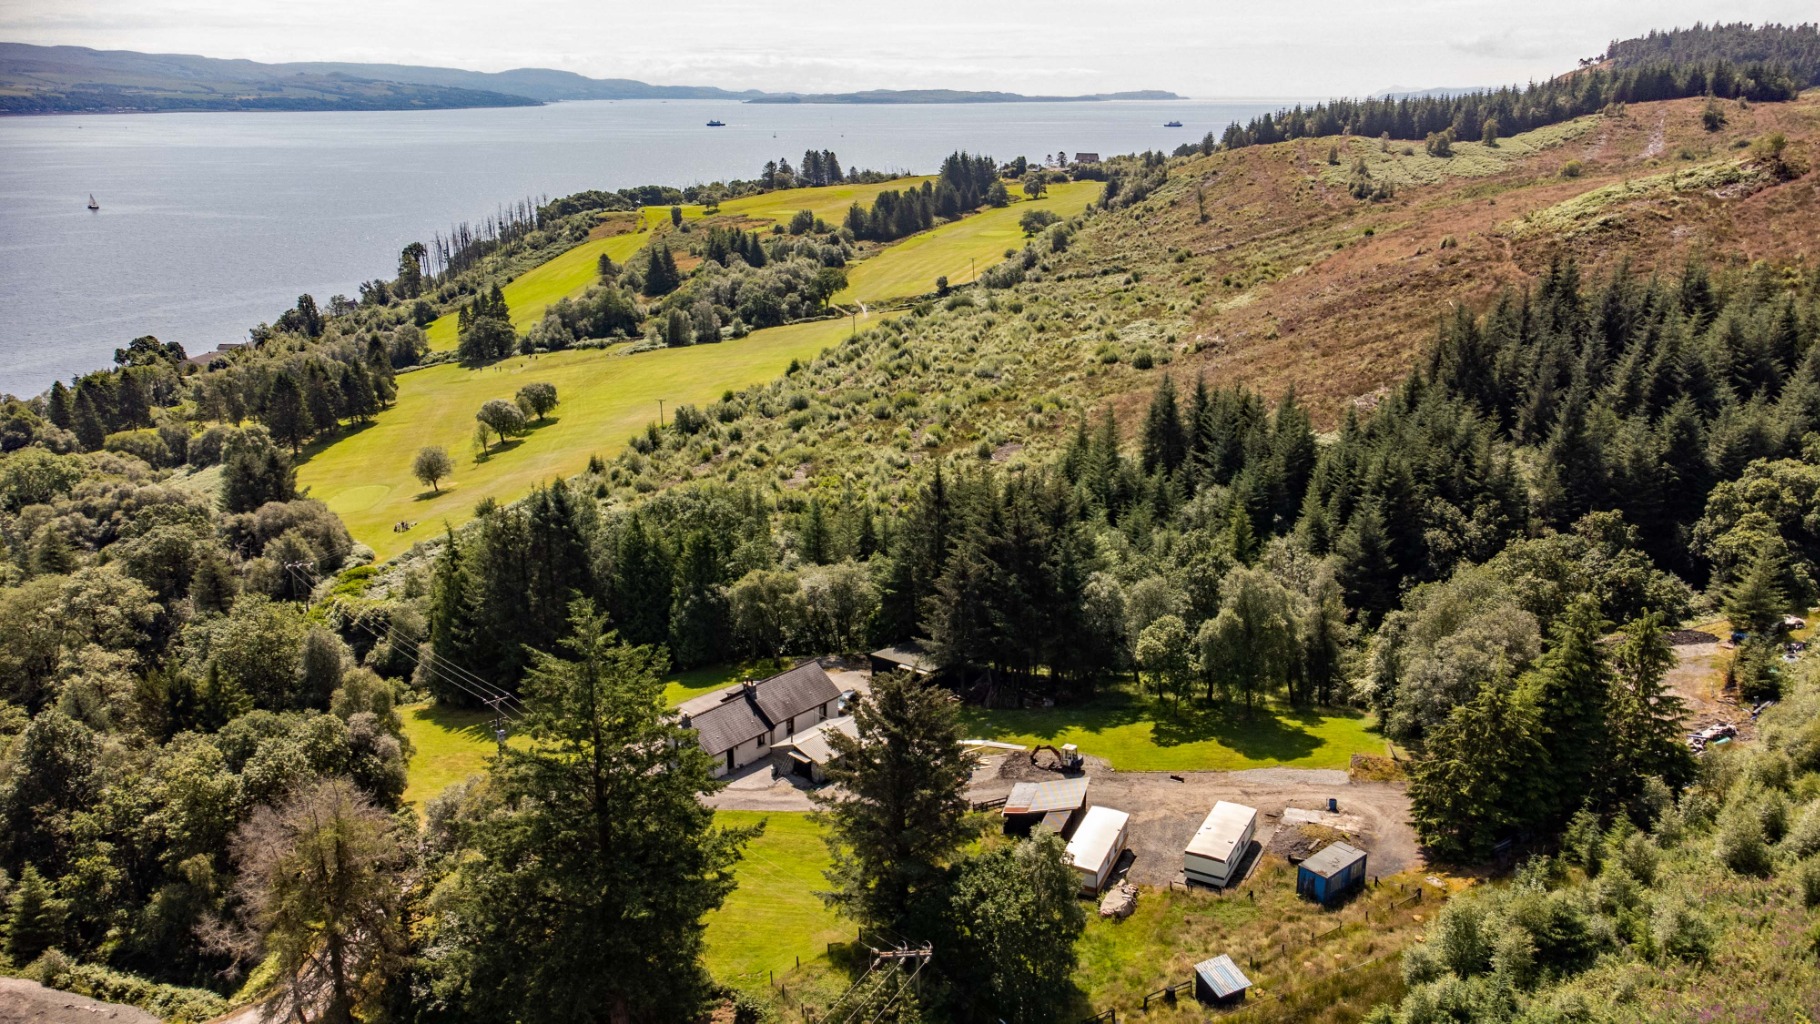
[1668,629,1721,646]
[1267,823,1351,863]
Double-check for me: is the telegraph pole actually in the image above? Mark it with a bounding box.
[658,399,665,427]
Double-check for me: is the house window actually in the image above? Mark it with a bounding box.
[787,716,796,736]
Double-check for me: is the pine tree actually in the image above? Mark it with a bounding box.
[816,669,973,934]
[1608,611,1696,794]
[608,514,674,648]
[1408,682,1548,861]
[1528,596,1613,823]
[45,382,71,430]
[1334,502,1398,623]
[262,371,313,453]
[71,388,106,451]
[5,863,65,963]
[1726,539,1789,637]
[1140,375,1187,476]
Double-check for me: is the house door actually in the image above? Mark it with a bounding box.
[726,748,735,773]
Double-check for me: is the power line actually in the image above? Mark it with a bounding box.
[280,561,523,718]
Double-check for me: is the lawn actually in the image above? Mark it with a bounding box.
[424,230,650,352]
[399,702,502,808]
[299,314,867,560]
[706,811,848,986]
[834,180,1099,304]
[957,686,1387,772]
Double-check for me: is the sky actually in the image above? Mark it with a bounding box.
[1,0,1814,97]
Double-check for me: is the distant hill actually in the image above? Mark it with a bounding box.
[748,89,1183,104]
[0,42,1178,114]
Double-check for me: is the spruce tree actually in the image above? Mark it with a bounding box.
[1726,539,1789,637]
[5,863,65,963]
[816,669,973,934]
[1608,611,1696,794]
[1140,375,1187,476]
[1409,682,1548,860]
[1527,596,1613,823]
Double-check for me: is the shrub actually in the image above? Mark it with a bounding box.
[1716,805,1772,875]
[1559,160,1585,179]
[1651,896,1714,963]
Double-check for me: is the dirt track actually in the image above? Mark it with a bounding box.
[0,979,159,1024]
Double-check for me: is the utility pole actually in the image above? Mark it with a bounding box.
[970,256,977,284]
[486,696,510,753]
[658,399,665,427]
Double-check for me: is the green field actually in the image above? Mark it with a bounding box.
[424,231,650,352]
[706,811,847,985]
[399,702,501,808]
[300,315,864,560]
[834,180,1098,304]
[958,688,1387,772]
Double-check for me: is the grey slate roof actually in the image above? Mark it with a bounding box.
[684,662,841,756]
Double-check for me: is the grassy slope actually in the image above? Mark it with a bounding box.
[424,231,649,352]
[959,689,1386,771]
[300,315,862,560]
[834,180,1098,303]
[399,703,499,808]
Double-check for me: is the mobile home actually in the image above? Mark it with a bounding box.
[1064,806,1130,895]
[1297,841,1368,904]
[1184,801,1257,888]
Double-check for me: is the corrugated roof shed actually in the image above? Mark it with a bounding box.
[1003,776,1090,816]
[1300,841,1367,878]
[1194,955,1251,999]
[1185,801,1256,862]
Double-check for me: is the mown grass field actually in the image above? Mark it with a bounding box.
[399,702,501,809]
[424,231,650,351]
[300,314,865,560]
[706,811,848,986]
[834,180,1099,303]
[957,687,1387,771]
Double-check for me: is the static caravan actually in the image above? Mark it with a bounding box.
[1184,801,1257,888]
[1065,806,1131,895]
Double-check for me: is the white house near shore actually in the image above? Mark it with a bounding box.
[679,662,842,777]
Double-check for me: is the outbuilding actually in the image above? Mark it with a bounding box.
[869,641,937,678]
[1184,801,1257,888]
[1064,806,1130,895]
[1297,841,1368,904]
[1002,776,1090,837]
[768,715,859,783]
[1192,954,1252,1006]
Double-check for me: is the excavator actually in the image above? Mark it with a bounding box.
[1029,743,1084,772]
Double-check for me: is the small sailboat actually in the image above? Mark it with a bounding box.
[705,119,726,127]
[87,193,99,210]
[1163,120,1184,128]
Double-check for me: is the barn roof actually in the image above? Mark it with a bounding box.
[1003,776,1090,816]
[1300,841,1367,878]
[1194,955,1251,998]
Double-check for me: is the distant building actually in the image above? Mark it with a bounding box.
[1184,801,1257,888]
[768,714,859,784]
[1297,841,1368,904]
[869,640,936,678]
[1073,152,1102,164]
[679,662,842,777]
